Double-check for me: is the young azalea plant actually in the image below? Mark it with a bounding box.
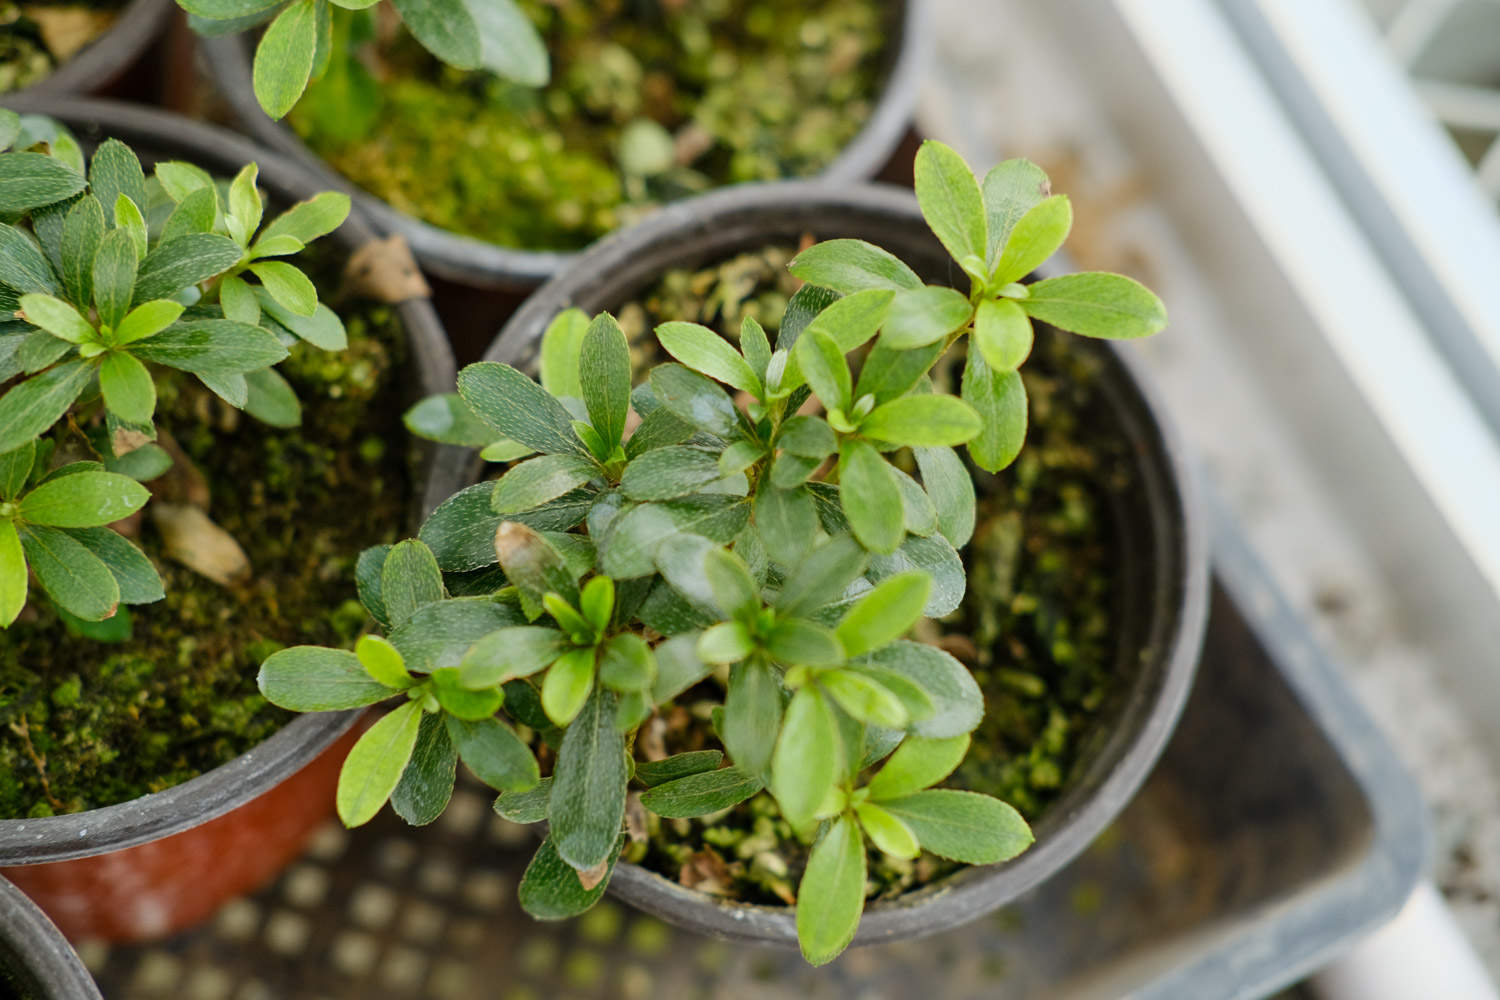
[258,140,1167,965]
[0,108,352,631]
[175,0,548,120]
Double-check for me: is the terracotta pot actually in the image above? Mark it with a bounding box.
[0,98,465,943]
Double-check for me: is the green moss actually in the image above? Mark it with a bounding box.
[288,0,890,250]
[0,295,415,818]
[614,248,1132,904]
[0,1,127,93]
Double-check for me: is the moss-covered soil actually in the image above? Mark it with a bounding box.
[1,1,127,93]
[0,298,414,819]
[608,247,1133,904]
[288,0,891,251]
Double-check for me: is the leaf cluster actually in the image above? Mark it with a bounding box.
[259,141,1166,964]
[0,110,351,627]
[177,0,549,120]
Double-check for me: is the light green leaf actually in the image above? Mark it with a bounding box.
[655,321,760,396]
[599,494,750,580]
[766,618,844,667]
[771,685,841,829]
[114,195,148,259]
[538,308,588,399]
[261,191,350,244]
[115,299,185,345]
[243,368,302,428]
[469,0,549,84]
[776,534,868,617]
[1019,272,1168,340]
[836,571,930,658]
[253,0,320,120]
[599,632,654,692]
[982,158,1052,269]
[795,814,866,966]
[634,750,724,787]
[459,625,567,688]
[820,669,907,728]
[853,640,981,739]
[973,298,1033,371]
[776,415,837,458]
[838,438,904,554]
[19,524,119,622]
[878,286,973,350]
[914,446,974,549]
[992,195,1072,286]
[0,443,35,500]
[258,645,395,710]
[580,311,631,452]
[860,395,981,449]
[337,700,423,827]
[787,238,922,294]
[866,734,971,800]
[391,0,481,69]
[91,228,137,330]
[18,293,93,344]
[403,393,495,447]
[913,140,987,270]
[696,620,755,664]
[248,260,318,317]
[0,520,27,628]
[19,471,148,528]
[855,801,920,859]
[356,634,412,689]
[540,646,596,726]
[878,789,1034,864]
[228,163,265,240]
[794,328,852,413]
[493,453,599,514]
[962,350,1027,473]
[549,687,627,870]
[99,352,156,424]
[255,291,347,351]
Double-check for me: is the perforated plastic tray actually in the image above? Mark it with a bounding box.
[76,492,1426,1000]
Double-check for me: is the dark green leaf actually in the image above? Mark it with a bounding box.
[494,775,551,822]
[775,415,837,459]
[752,484,818,568]
[855,336,944,407]
[867,533,965,617]
[380,538,446,628]
[403,393,496,447]
[457,361,588,458]
[776,534,867,616]
[722,659,782,778]
[493,453,599,514]
[0,223,60,294]
[132,233,242,304]
[243,367,302,427]
[0,362,94,454]
[648,363,740,438]
[838,438,904,554]
[517,834,622,921]
[253,0,319,119]
[580,311,631,451]
[624,404,696,459]
[0,442,36,499]
[634,750,724,787]
[777,283,841,351]
[391,0,481,69]
[447,715,540,793]
[19,471,148,528]
[656,321,760,396]
[391,711,458,825]
[130,320,289,377]
[387,596,526,673]
[19,524,118,621]
[640,766,762,818]
[59,196,104,305]
[494,520,577,619]
[0,154,86,214]
[914,446,974,549]
[599,495,749,579]
[620,446,725,502]
[550,687,628,870]
[355,544,392,628]
[650,631,712,702]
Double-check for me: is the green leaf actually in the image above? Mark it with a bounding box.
[620,447,726,502]
[98,352,156,424]
[431,667,502,720]
[0,521,26,628]
[634,750,724,787]
[962,350,1027,473]
[391,0,481,69]
[855,801,920,859]
[836,571,930,658]
[517,834,621,921]
[243,368,302,428]
[540,646,596,726]
[115,300,185,345]
[130,321,289,377]
[549,687,628,870]
[0,223,59,294]
[18,293,93,344]
[838,438,904,554]
[599,632,654,692]
[114,195,148,260]
[495,520,578,619]
[579,312,631,451]
[656,322,760,396]
[154,159,214,200]
[87,140,146,225]
[219,276,260,326]
[891,468,937,537]
[391,711,458,825]
[446,716,539,793]
[740,315,771,381]
[796,814,866,966]
[648,363,741,438]
[254,289,347,352]
[720,659,782,777]
[913,140,987,270]
[258,645,395,709]
[599,495,749,580]
[253,0,320,119]
[820,669,907,728]
[0,110,16,152]
[59,196,104,305]
[19,471,148,528]
[459,625,567,688]
[0,443,35,500]
[992,195,1072,286]
[776,415,837,459]
[776,534,868,617]
[878,790,1034,864]
[65,527,162,605]
[973,297,1034,372]
[458,361,589,458]
[787,238,922,294]
[696,621,754,664]
[0,361,93,453]
[381,538,446,628]
[0,154,86,214]
[866,734,970,800]
[161,187,218,243]
[860,395,981,449]
[337,700,423,827]
[494,775,552,823]
[388,596,527,673]
[19,524,119,622]
[650,632,712,702]
[982,159,1051,269]
[469,0,549,84]
[853,641,981,739]
[227,163,265,241]
[537,308,588,399]
[90,229,137,330]
[771,685,841,829]
[794,328,852,413]
[766,619,844,667]
[493,454,598,515]
[753,485,819,568]
[403,393,495,447]
[879,286,973,350]
[248,260,317,317]
[640,766,761,818]
[261,191,351,244]
[778,284,840,351]
[914,446,974,549]
[356,634,412,689]
[1019,272,1168,340]
[132,234,242,304]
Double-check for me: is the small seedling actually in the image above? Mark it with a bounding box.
[260,139,1166,964]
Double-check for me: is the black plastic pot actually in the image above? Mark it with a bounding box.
[0,97,466,941]
[0,876,101,1000]
[6,0,175,98]
[198,2,931,291]
[486,181,1211,948]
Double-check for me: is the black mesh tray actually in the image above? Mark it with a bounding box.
[79,492,1428,1000]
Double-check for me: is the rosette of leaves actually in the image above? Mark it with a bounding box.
[0,109,352,629]
[258,140,1166,965]
[175,0,549,120]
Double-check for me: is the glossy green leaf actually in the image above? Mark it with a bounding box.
[599,495,749,580]
[914,446,974,550]
[391,0,480,69]
[776,534,868,617]
[796,814,866,966]
[337,700,423,827]
[132,233,242,304]
[620,446,725,502]
[0,443,35,500]
[403,393,495,447]
[66,525,163,605]
[752,484,818,568]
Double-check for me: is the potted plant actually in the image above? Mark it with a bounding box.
[185,0,927,289]
[2,0,174,97]
[257,141,1208,964]
[0,96,464,942]
[0,875,101,1000]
